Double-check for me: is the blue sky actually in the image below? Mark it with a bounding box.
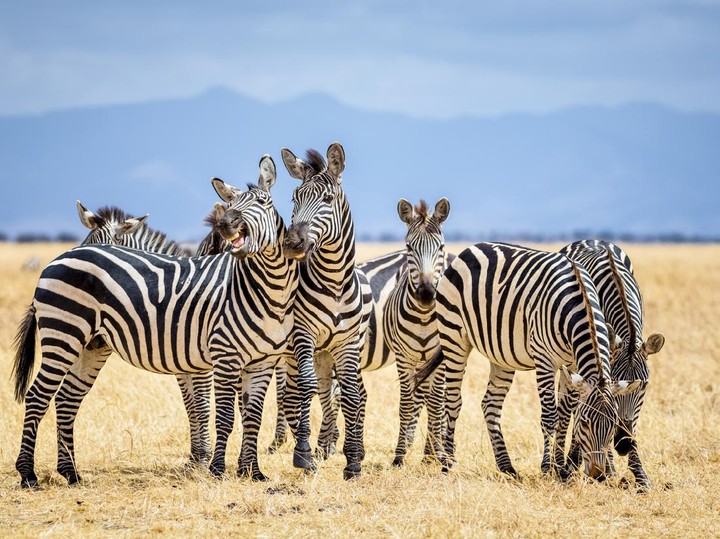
[1,1,719,119]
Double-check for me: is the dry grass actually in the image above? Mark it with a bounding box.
[0,241,718,538]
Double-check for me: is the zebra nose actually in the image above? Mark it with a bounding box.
[614,424,634,456]
[283,222,311,259]
[415,278,436,306]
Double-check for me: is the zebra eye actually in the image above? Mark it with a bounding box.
[323,192,334,203]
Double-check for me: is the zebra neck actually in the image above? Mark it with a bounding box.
[400,272,435,318]
[302,215,356,300]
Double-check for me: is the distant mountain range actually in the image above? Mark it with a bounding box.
[2,87,718,243]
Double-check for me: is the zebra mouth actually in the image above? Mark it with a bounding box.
[227,225,249,256]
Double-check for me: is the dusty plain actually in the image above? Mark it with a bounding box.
[0,241,718,538]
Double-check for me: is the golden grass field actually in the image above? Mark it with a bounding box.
[0,241,718,537]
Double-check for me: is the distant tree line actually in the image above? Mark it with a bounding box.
[3,230,719,244]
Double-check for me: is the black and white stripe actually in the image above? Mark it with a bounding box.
[385,198,450,467]
[53,202,216,477]
[559,239,665,488]
[279,142,367,480]
[415,242,641,480]
[12,156,297,487]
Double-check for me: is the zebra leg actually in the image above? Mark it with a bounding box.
[393,356,417,467]
[209,358,241,478]
[17,351,82,488]
[356,371,367,462]
[628,446,651,490]
[333,343,363,480]
[315,352,339,459]
[54,346,111,484]
[176,371,213,468]
[442,345,470,474]
[423,362,447,465]
[284,339,318,471]
[535,362,567,480]
[237,362,274,481]
[268,359,288,454]
[483,364,518,478]
[553,380,578,477]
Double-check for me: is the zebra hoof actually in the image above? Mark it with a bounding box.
[238,465,269,482]
[293,445,315,471]
[315,445,334,461]
[392,456,404,467]
[343,463,362,480]
[558,466,571,482]
[267,434,287,454]
[209,462,225,479]
[501,466,519,480]
[65,471,83,485]
[20,474,39,489]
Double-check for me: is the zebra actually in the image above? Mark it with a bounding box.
[558,239,665,489]
[58,201,216,476]
[280,142,368,480]
[384,198,450,467]
[269,248,406,457]
[12,155,297,487]
[414,242,642,480]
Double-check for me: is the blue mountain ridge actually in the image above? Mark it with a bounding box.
[2,87,718,242]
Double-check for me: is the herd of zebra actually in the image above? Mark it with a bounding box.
[11,142,665,492]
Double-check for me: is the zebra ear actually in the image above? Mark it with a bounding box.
[211,177,242,203]
[606,323,622,357]
[117,215,148,236]
[326,142,345,181]
[397,199,414,224]
[258,154,276,192]
[433,198,451,224]
[643,333,665,356]
[610,380,642,396]
[213,202,227,221]
[561,365,588,391]
[281,148,312,181]
[77,200,100,230]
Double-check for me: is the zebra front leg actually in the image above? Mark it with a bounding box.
[422,362,446,466]
[393,357,419,467]
[554,379,579,476]
[284,339,318,471]
[628,446,651,491]
[483,364,518,478]
[176,371,213,468]
[209,359,240,478]
[315,352,339,460]
[268,360,288,454]
[238,363,274,481]
[55,347,110,484]
[535,363,568,481]
[356,371,367,462]
[334,344,363,480]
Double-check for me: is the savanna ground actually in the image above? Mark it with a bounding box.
[0,241,718,538]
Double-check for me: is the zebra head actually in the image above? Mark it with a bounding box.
[77,201,149,246]
[564,366,642,481]
[397,198,450,308]
[210,154,278,259]
[608,325,665,456]
[281,142,347,261]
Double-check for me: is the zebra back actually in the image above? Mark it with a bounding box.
[77,201,187,256]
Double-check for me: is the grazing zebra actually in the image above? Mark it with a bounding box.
[558,240,665,488]
[414,242,641,480]
[54,202,216,476]
[12,155,297,487]
[280,142,367,479]
[384,198,450,467]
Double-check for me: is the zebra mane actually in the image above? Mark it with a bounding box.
[415,200,430,221]
[571,261,605,387]
[305,149,326,174]
[203,207,222,230]
[605,247,638,354]
[95,205,137,223]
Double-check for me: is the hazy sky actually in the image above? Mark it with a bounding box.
[1,1,719,119]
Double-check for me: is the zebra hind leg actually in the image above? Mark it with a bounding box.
[55,347,110,484]
[315,354,339,460]
[268,362,288,454]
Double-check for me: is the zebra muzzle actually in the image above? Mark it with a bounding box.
[283,222,312,260]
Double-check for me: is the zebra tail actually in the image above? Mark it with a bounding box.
[12,304,37,403]
[413,349,444,393]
